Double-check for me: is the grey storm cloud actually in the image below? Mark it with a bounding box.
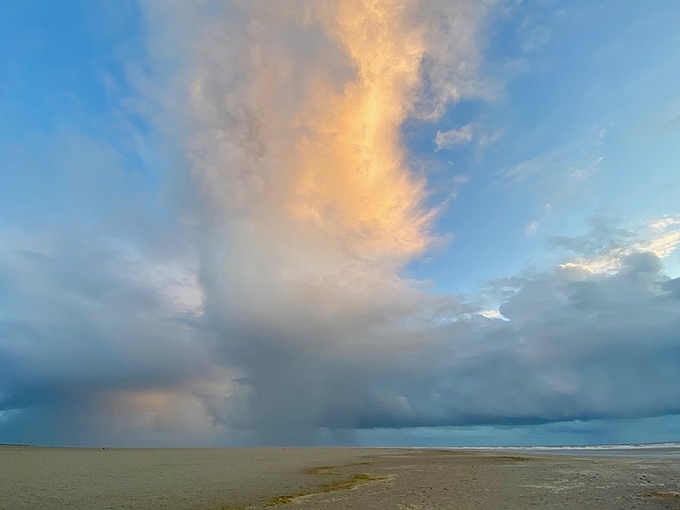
[0,232,211,445]
[2,222,680,446]
[204,252,680,435]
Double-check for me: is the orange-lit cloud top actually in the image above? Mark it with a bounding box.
[186,0,485,272]
[289,0,431,261]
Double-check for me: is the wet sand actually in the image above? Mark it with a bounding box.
[1,446,679,509]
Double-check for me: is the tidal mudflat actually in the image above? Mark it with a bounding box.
[2,446,679,509]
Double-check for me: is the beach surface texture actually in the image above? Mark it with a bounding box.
[1,446,679,509]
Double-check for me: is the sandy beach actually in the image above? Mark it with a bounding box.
[1,446,679,509]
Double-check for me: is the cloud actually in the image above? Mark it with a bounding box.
[552,216,680,275]
[525,220,539,237]
[0,230,219,445]
[2,212,680,445]
[224,243,680,434]
[434,124,473,150]
[499,137,604,191]
[138,0,499,443]
[4,218,680,445]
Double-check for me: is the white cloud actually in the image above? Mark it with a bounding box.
[477,309,507,320]
[434,124,474,150]
[556,218,680,276]
[648,215,680,232]
[525,220,539,236]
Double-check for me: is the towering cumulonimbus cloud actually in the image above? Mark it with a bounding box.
[154,0,491,440]
[187,0,483,260]
[181,0,488,312]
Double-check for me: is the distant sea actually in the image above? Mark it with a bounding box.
[456,442,680,458]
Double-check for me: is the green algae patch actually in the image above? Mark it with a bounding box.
[264,493,306,506]
[304,465,340,475]
[647,491,680,499]
[319,472,384,492]
[264,471,387,506]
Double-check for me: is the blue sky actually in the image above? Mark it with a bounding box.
[1,0,680,447]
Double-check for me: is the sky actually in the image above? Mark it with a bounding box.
[1,0,679,447]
